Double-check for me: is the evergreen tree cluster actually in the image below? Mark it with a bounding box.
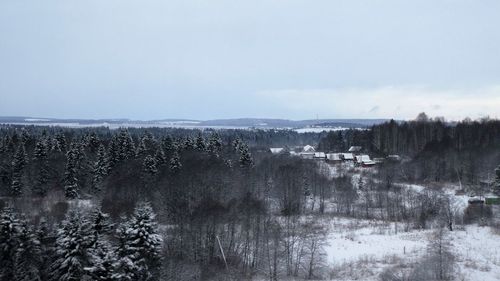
[0,203,162,281]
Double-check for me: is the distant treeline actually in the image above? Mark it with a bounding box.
[318,114,500,185]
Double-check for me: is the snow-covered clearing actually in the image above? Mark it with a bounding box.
[315,163,500,281]
[322,216,500,281]
[450,225,500,281]
[323,217,431,280]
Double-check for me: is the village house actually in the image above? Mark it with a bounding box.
[340,153,355,161]
[326,153,342,162]
[269,147,288,155]
[348,146,362,154]
[355,154,376,167]
[314,152,326,160]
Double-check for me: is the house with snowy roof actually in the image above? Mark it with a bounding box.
[355,154,376,167]
[348,146,362,153]
[269,147,287,155]
[303,145,315,152]
[326,153,342,162]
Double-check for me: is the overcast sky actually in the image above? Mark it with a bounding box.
[1,0,500,120]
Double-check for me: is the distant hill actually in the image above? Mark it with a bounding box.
[0,116,390,129]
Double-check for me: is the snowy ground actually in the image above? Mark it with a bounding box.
[315,163,500,281]
[450,225,500,281]
[323,217,431,280]
[321,215,500,280]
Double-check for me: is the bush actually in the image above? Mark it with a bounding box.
[463,204,492,224]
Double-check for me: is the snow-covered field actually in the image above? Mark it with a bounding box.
[314,163,500,281]
[323,217,430,280]
[322,216,500,280]
[450,225,500,281]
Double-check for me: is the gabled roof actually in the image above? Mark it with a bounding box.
[303,145,316,152]
[348,146,362,152]
[270,148,285,154]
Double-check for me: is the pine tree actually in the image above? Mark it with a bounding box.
[11,144,27,196]
[50,137,62,152]
[154,147,166,166]
[136,131,155,157]
[195,133,206,151]
[33,138,49,161]
[169,150,182,173]
[85,238,118,281]
[0,208,20,280]
[114,202,163,281]
[232,137,242,151]
[136,137,148,157]
[92,145,109,193]
[143,155,158,177]
[87,132,100,153]
[183,137,195,150]
[160,136,174,154]
[107,136,120,169]
[55,132,67,152]
[64,146,80,199]
[37,219,54,281]
[118,129,136,161]
[208,133,222,155]
[51,210,92,281]
[238,143,253,168]
[14,220,42,281]
[89,209,112,247]
[113,222,138,281]
[33,138,50,196]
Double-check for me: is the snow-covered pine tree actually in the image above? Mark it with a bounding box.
[33,138,50,196]
[33,138,49,161]
[238,143,253,168]
[11,143,28,196]
[107,135,120,170]
[92,144,109,193]
[494,165,500,196]
[64,146,79,199]
[14,219,42,281]
[113,221,138,281]
[160,136,174,153]
[55,132,67,152]
[169,150,182,173]
[20,129,31,144]
[114,202,163,281]
[51,210,92,281]
[232,137,242,151]
[50,137,62,152]
[118,129,136,160]
[0,207,20,280]
[87,132,100,153]
[143,155,158,177]
[154,147,167,166]
[85,238,118,281]
[195,133,206,151]
[37,218,54,281]
[208,133,222,155]
[136,135,148,158]
[183,137,195,150]
[89,208,112,247]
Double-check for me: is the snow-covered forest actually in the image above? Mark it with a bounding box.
[1,117,500,281]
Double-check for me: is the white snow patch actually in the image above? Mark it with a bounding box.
[324,218,431,266]
[450,225,500,281]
